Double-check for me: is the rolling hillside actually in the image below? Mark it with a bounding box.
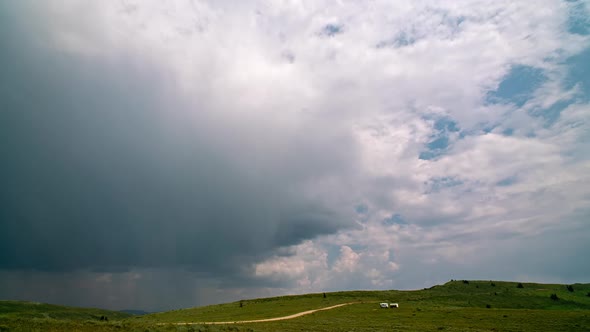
[0,300,132,321]
[139,280,590,323]
[2,280,590,331]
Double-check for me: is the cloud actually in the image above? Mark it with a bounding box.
[0,0,364,275]
[0,0,589,311]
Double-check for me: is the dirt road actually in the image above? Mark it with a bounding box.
[165,302,356,325]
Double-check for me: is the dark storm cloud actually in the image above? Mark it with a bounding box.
[0,3,356,275]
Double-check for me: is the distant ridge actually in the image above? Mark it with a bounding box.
[0,300,132,321]
[119,309,151,316]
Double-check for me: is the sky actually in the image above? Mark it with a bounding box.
[0,0,589,312]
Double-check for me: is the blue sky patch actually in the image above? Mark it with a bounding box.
[502,128,514,136]
[321,24,343,37]
[395,32,416,46]
[496,175,518,187]
[348,244,367,252]
[535,99,572,127]
[567,0,590,35]
[482,124,497,134]
[355,203,368,214]
[426,176,463,193]
[377,12,465,49]
[419,151,438,160]
[521,46,590,127]
[420,136,450,159]
[438,12,466,38]
[326,245,340,266]
[383,214,406,226]
[419,117,460,160]
[564,47,590,101]
[434,117,460,132]
[376,32,417,48]
[426,136,449,151]
[486,65,547,107]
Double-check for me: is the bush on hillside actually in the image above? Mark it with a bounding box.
[550,294,559,301]
[517,283,524,289]
[462,280,469,284]
[491,282,496,287]
[566,285,574,292]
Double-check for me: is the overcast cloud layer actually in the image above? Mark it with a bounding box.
[1,0,589,311]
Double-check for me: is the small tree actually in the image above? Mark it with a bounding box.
[491,282,496,287]
[566,285,574,292]
[486,304,491,309]
[323,292,327,298]
[587,292,590,297]
[550,293,559,301]
[239,300,243,308]
[517,283,524,289]
[462,280,469,284]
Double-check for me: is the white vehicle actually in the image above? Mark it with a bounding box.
[389,303,399,308]
[380,303,389,308]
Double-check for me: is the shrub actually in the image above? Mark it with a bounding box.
[462,280,469,284]
[587,292,590,297]
[517,283,524,288]
[486,304,491,308]
[566,285,574,292]
[550,293,559,301]
[491,282,496,287]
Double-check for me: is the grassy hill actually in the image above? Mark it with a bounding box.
[0,300,132,321]
[2,280,590,331]
[0,300,132,331]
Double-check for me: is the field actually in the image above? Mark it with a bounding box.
[1,280,589,331]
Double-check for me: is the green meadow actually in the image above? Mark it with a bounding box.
[2,280,589,331]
